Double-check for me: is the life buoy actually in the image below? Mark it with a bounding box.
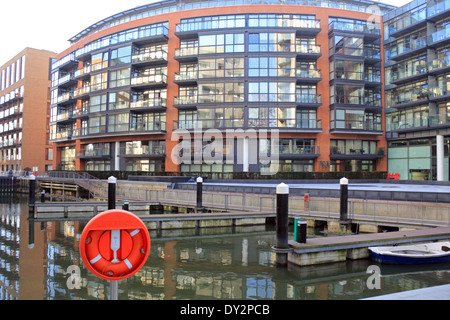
[85,230,111,275]
[103,229,145,277]
[84,229,146,278]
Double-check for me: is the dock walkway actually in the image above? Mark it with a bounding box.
[288,227,450,266]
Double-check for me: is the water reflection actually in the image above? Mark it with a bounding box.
[0,195,449,300]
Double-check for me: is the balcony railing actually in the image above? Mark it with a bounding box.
[428,55,450,71]
[174,71,198,82]
[429,0,450,17]
[76,149,111,158]
[329,21,380,35]
[330,147,385,156]
[131,74,167,86]
[278,145,319,155]
[332,95,382,107]
[118,145,165,156]
[428,27,450,44]
[174,47,199,58]
[173,96,197,106]
[132,50,168,64]
[330,120,382,132]
[296,94,321,105]
[130,98,167,109]
[388,114,450,131]
[296,68,321,79]
[296,44,321,54]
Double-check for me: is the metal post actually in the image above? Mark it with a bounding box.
[122,199,129,211]
[340,177,348,222]
[196,177,203,210]
[276,183,289,250]
[108,176,117,210]
[41,190,45,203]
[272,183,291,267]
[29,175,36,206]
[110,279,118,300]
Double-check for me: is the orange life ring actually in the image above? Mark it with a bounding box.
[85,230,111,275]
[85,229,146,278]
[103,229,145,277]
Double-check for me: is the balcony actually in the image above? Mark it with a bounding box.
[330,120,382,135]
[387,40,427,62]
[118,145,165,158]
[296,44,321,60]
[52,53,78,71]
[173,96,197,109]
[389,89,429,108]
[174,71,198,85]
[173,118,322,133]
[54,110,76,125]
[130,98,167,112]
[428,87,450,102]
[296,68,321,84]
[131,50,168,67]
[57,73,77,88]
[428,56,450,76]
[49,130,73,142]
[76,148,111,159]
[129,121,166,134]
[73,86,91,99]
[174,47,199,62]
[56,92,76,106]
[296,93,322,108]
[329,21,380,40]
[389,66,428,86]
[260,145,320,162]
[130,74,167,89]
[332,95,382,108]
[387,115,450,133]
[428,0,450,22]
[330,146,385,160]
[73,66,91,79]
[428,28,450,48]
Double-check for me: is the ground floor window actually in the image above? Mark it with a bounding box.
[387,137,449,180]
[59,146,75,171]
[85,160,111,171]
[125,159,164,172]
[260,160,314,173]
[330,160,375,172]
[180,163,234,173]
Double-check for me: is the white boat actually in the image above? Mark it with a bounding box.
[368,242,450,264]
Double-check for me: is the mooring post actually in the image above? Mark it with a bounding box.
[29,175,36,206]
[122,199,129,211]
[340,177,348,222]
[108,176,118,300]
[196,177,203,210]
[108,176,117,210]
[272,182,291,267]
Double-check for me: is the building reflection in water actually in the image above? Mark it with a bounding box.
[0,197,449,300]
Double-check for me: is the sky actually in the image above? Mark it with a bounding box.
[0,0,413,66]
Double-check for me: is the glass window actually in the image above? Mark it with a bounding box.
[90,94,107,113]
[111,46,132,66]
[109,68,130,88]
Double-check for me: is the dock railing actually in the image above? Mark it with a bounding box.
[29,172,450,227]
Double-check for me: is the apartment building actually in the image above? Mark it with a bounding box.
[0,48,56,173]
[49,0,394,174]
[384,0,450,180]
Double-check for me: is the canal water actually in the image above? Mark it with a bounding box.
[1,195,449,300]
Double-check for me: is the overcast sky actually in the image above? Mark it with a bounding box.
[0,0,412,66]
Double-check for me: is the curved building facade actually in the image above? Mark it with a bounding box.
[50,0,394,174]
